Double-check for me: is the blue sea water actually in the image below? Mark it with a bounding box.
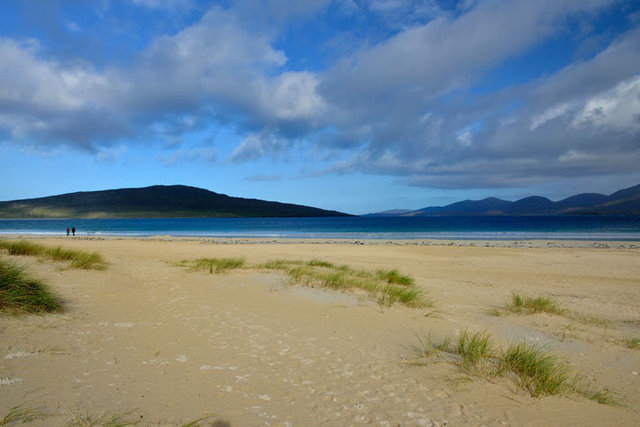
[1,216,640,240]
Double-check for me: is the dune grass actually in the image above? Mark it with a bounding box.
[583,388,622,405]
[624,337,640,349]
[502,293,614,330]
[175,257,246,274]
[0,404,49,425]
[456,330,495,367]
[174,256,427,307]
[0,405,229,427]
[500,342,572,397]
[377,269,414,286]
[176,257,429,308]
[411,333,452,363]
[508,293,564,315]
[411,331,619,402]
[180,416,231,427]
[262,259,429,308]
[66,410,139,426]
[0,259,63,314]
[0,240,42,256]
[0,239,107,270]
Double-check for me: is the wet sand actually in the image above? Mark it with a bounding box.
[1,236,639,425]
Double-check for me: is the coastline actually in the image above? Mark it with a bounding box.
[1,236,639,425]
[3,233,640,249]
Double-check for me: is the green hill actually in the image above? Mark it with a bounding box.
[0,185,351,219]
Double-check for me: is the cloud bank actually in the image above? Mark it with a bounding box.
[0,0,639,190]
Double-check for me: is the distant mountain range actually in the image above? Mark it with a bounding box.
[366,183,640,216]
[0,185,350,219]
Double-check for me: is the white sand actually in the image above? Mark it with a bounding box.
[1,237,639,425]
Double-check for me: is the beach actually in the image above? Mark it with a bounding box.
[1,236,639,426]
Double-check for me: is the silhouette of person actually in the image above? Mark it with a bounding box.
[66,227,70,236]
[72,226,76,236]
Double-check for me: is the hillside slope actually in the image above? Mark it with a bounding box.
[0,185,351,218]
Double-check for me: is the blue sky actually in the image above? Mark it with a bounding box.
[1,0,639,214]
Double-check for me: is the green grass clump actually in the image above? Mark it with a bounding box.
[456,330,494,367]
[583,388,621,405]
[0,239,106,270]
[411,332,620,403]
[508,293,564,315]
[411,333,452,363]
[500,342,571,397]
[180,416,230,427]
[0,240,42,256]
[377,269,414,286]
[66,410,139,426]
[178,257,245,274]
[43,246,107,270]
[174,256,428,308]
[624,337,640,349]
[262,259,304,270]
[261,259,429,308]
[307,259,335,268]
[0,260,63,314]
[0,404,49,425]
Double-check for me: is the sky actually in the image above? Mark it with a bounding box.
[1,0,639,215]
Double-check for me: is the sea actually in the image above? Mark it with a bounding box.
[1,216,640,241]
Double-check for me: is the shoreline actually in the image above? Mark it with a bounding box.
[2,233,640,249]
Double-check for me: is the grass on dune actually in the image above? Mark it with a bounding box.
[261,259,429,308]
[624,337,640,349]
[65,410,140,427]
[0,404,230,427]
[175,257,429,308]
[175,257,246,274]
[411,331,619,403]
[500,341,572,397]
[508,293,564,315]
[500,292,614,330]
[377,269,414,286]
[0,404,49,425]
[0,259,63,314]
[411,333,452,364]
[0,240,42,256]
[583,388,622,405]
[456,330,495,367]
[0,239,107,270]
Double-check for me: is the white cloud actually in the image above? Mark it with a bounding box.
[0,6,293,149]
[558,149,596,163]
[1,0,638,193]
[457,128,474,147]
[229,133,289,163]
[0,38,98,113]
[572,75,640,131]
[529,103,572,131]
[255,71,326,122]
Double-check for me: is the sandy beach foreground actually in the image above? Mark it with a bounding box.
[1,237,639,426]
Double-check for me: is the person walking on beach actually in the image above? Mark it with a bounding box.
[72,226,76,236]
[66,227,70,236]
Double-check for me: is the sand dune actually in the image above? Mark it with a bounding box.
[1,237,639,425]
